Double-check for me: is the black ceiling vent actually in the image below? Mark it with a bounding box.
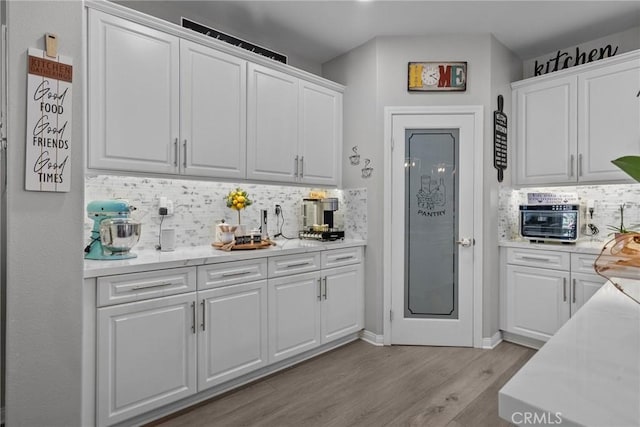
[181,17,287,64]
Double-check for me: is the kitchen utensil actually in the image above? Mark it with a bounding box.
[85,199,141,260]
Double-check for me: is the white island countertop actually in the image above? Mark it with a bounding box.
[84,238,366,278]
[499,278,640,426]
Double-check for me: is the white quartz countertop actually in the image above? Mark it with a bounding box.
[84,238,366,278]
[500,238,609,255]
[499,278,640,426]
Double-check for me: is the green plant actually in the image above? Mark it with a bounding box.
[606,157,640,235]
[612,155,640,182]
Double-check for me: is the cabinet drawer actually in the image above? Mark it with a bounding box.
[97,267,196,307]
[198,259,268,290]
[321,246,363,269]
[506,248,570,270]
[571,253,599,274]
[268,252,321,278]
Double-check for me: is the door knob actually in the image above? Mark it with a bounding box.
[456,237,473,247]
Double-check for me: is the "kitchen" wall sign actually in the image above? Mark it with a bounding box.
[26,46,72,192]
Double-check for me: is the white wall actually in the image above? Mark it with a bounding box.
[111,0,323,75]
[324,34,521,338]
[486,36,522,337]
[522,25,640,78]
[4,1,85,425]
[322,38,379,332]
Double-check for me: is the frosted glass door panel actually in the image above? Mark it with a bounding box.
[404,130,459,319]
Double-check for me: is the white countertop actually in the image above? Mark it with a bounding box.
[499,278,640,426]
[84,238,366,278]
[500,238,609,255]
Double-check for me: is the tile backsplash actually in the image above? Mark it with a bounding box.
[499,183,640,242]
[85,175,367,251]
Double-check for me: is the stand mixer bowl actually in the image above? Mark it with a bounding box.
[100,218,141,254]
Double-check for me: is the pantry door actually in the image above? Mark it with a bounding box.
[387,109,481,347]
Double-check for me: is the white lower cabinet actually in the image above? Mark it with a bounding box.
[93,246,364,426]
[321,264,364,342]
[197,280,268,389]
[268,271,322,363]
[505,265,570,342]
[501,248,606,344]
[96,292,197,427]
[268,248,364,362]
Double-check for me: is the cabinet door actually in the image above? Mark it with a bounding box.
[198,281,268,390]
[298,81,342,186]
[268,271,321,363]
[96,293,196,427]
[505,265,570,342]
[247,63,299,182]
[571,273,607,315]
[578,57,640,182]
[321,264,363,343]
[514,76,577,185]
[180,40,246,179]
[88,10,180,174]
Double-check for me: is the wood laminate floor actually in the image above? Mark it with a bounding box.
[150,340,535,427]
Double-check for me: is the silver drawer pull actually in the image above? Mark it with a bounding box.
[221,271,252,278]
[131,282,174,291]
[335,256,353,262]
[286,262,310,268]
[521,255,553,262]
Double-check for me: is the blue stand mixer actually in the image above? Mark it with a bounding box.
[84,200,141,260]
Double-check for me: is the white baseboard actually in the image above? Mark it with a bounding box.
[360,330,384,346]
[482,331,503,349]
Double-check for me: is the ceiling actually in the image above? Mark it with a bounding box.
[115,1,640,65]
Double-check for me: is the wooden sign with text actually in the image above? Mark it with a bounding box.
[26,47,72,192]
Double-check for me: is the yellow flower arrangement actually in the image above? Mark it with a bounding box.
[225,187,253,224]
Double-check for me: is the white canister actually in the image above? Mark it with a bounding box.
[160,228,176,251]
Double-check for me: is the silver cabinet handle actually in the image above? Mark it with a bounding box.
[578,153,583,177]
[221,270,252,278]
[563,278,567,302]
[335,256,354,262]
[572,278,576,304]
[317,278,322,301]
[191,301,196,334]
[286,262,310,268]
[174,138,178,167]
[521,255,552,262]
[131,282,173,291]
[183,139,187,168]
[200,299,206,331]
[299,156,304,178]
[569,154,575,177]
[322,277,328,300]
[294,155,299,178]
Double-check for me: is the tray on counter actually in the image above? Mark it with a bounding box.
[212,240,273,251]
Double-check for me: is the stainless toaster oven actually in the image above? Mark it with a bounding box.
[519,204,579,242]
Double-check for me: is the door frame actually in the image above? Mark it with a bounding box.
[382,106,484,347]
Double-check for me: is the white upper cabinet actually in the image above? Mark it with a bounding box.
[247,64,343,186]
[514,76,577,185]
[180,40,247,179]
[88,10,180,174]
[88,8,343,185]
[512,50,640,186]
[246,64,299,182]
[577,58,640,182]
[299,81,343,186]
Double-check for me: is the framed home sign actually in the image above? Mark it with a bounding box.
[408,62,467,92]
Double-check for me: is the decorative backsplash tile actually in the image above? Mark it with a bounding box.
[85,175,367,250]
[499,184,640,241]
